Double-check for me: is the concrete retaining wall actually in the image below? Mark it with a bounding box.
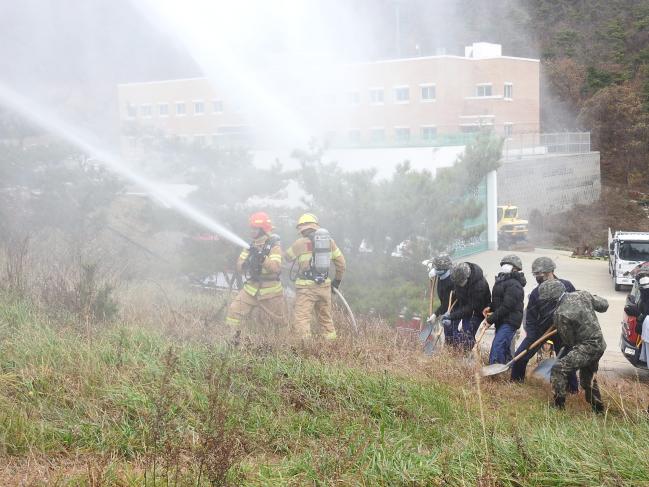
[497,152,601,218]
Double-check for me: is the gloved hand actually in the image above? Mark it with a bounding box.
[428,268,437,279]
[441,313,451,328]
[485,313,495,325]
[332,279,341,289]
[427,313,437,324]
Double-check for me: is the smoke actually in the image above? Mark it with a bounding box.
[0,83,250,249]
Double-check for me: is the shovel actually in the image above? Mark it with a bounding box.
[462,319,490,367]
[425,294,457,352]
[480,327,558,377]
[419,275,438,342]
[532,346,566,382]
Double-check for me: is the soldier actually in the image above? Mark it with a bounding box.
[285,213,346,340]
[225,212,285,331]
[483,254,526,364]
[443,262,491,350]
[427,254,459,345]
[511,256,578,392]
[538,279,608,412]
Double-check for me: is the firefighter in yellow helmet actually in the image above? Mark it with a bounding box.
[226,212,285,331]
[285,213,346,339]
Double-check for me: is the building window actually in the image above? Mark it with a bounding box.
[394,86,410,103]
[369,88,384,104]
[348,129,361,143]
[195,134,206,146]
[347,91,361,106]
[140,104,152,118]
[421,126,437,140]
[421,84,436,101]
[504,123,514,136]
[460,125,481,133]
[158,103,169,116]
[194,101,205,115]
[176,102,186,116]
[504,83,513,99]
[126,104,137,118]
[213,100,224,113]
[394,127,410,141]
[476,84,493,97]
[370,128,385,142]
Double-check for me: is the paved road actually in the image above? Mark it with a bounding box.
[468,248,649,381]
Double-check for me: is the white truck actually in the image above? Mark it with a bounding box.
[608,229,649,291]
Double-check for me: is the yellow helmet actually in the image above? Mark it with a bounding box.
[296,213,319,230]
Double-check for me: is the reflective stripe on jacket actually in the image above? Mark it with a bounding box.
[285,236,345,287]
[237,235,283,299]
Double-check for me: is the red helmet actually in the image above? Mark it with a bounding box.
[248,211,273,234]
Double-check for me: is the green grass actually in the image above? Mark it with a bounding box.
[1,294,648,486]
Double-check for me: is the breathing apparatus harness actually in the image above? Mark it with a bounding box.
[290,228,332,285]
[243,234,281,282]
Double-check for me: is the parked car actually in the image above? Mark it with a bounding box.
[620,262,649,369]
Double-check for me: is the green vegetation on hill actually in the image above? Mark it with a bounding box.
[1,292,648,486]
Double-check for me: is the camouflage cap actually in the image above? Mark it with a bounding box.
[539,279,566,302]
[451,262,471,287]
[532,256,556,274]
[500,254,523,270]
[433,253,453,271]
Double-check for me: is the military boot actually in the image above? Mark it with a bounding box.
[585,380,605,414]
[552,394,566,410]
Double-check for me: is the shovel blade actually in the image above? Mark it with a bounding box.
[531,358,556,382]
[419,322,434,342]
[480,362,512,377]
[423,340,436,355]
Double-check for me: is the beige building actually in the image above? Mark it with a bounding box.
[117,42,539,150]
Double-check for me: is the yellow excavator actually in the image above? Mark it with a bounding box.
[497,205,528,243]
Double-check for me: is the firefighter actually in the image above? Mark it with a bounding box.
[225,212,285,331]
[510,256,578,392]
[285,213,346,339]
[538,279,608,412]
[483,254,526,364]
[444,262,491,350]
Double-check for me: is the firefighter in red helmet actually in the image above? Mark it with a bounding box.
[226,212,285,331]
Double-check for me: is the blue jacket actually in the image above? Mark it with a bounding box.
[525,278,575,333]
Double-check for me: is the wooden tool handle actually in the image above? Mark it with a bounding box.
[447,291,456,314]
[512,327,557,363]
[428,275,438,317]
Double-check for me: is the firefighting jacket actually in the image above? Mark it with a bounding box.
[285,236,345,288]
[236,234,282,299]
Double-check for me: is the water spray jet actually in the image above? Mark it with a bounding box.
[0,83,250,250]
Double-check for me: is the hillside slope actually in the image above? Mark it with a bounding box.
[1,296,648,486]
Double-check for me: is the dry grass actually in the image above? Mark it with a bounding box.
[1,279,649,485]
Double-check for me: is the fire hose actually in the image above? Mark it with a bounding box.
[333,287,358,334]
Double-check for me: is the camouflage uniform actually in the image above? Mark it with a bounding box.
[540,280,608,412]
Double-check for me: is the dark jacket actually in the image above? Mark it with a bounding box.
[623,288,649,334]
[434,275,454,316]
[525,277,575,333]
[448,262,491,321]
[488,271,526,328]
